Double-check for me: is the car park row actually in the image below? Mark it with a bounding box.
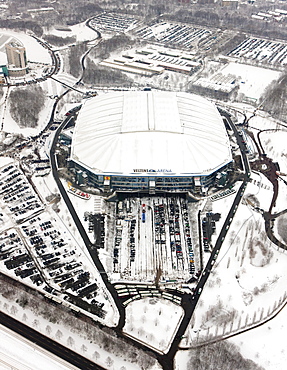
[228,37,287,67]
[90,12,139,33]
[111,196,197,281]
[135,22,217,51]
[0,162,106,318]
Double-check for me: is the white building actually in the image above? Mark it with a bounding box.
[69,91,233,194]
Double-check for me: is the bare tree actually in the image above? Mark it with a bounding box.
[67,336,75,347]
[105,356,114,367]
[46,325,52,335]
[93,351,100,361]
[56,329,63,340]
[10,305,18,315]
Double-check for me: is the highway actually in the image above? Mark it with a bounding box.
[0,323,79,370]
[0,311,104,370]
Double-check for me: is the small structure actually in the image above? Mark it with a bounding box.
[0,65,8,83]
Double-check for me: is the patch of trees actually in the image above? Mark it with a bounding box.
[259,74,287,122]
[276,214,287,243]
[43,34,77,47]
[83,58,133,87]
[202,299,238,326]
[9,85,45,128]
[190,85,238,102]
[65,3,103,25]
[68,43,88,78]
[0,19,43,36]
[166,8,221,33]
[166,6,287,41]
[98,329,156,369]
[90,34,136,61]
[216,34,247,55]
[188,341,264,370]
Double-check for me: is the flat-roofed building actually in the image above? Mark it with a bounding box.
[69,91,233,195]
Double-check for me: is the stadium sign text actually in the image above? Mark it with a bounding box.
[133,169,172,173]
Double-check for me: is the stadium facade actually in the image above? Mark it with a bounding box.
[69,91,233,194]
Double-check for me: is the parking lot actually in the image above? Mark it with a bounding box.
[0,161,108,319]
[110,196,198,282]
[227,37,287,67]
[0,163,44,224]
[135,22,220,51]
[90,12,139,33]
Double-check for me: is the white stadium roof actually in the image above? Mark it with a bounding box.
[70,91,232,176]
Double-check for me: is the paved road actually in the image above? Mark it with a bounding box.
[49,115,126,329]
[0,311,104,370]
[166,109,250,362]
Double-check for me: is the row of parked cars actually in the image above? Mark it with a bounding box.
[90,12,138,33]
[228,37,287,66]
[22,215,94,296]
[0,164,43,223]
[110,196,198,280]
[0,229,43,285]
[0,163,104,313]
[136,21,213,50]
[167,198,195,275]
[202,213,217,253]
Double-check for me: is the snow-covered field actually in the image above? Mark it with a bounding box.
[173,112,287,369]
[44,22,98,43]
[220,62,280,100]
[0,283,159,370]
[230,303,287,370]
[0,29,51,64]
[124,297,184,354]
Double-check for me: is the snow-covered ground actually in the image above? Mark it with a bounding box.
[0,156,119,328]
[172,112,287,370]
[0,29,51,64]
[0,281,160,370]
[44,22,98,43]
[124,297,184,354]
[230,303,287,370]
[2,84,56,136]
[220,62,280,100]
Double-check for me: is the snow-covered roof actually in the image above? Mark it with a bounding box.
[70,91,232,176]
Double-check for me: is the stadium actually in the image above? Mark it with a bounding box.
[69,90,233,194]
